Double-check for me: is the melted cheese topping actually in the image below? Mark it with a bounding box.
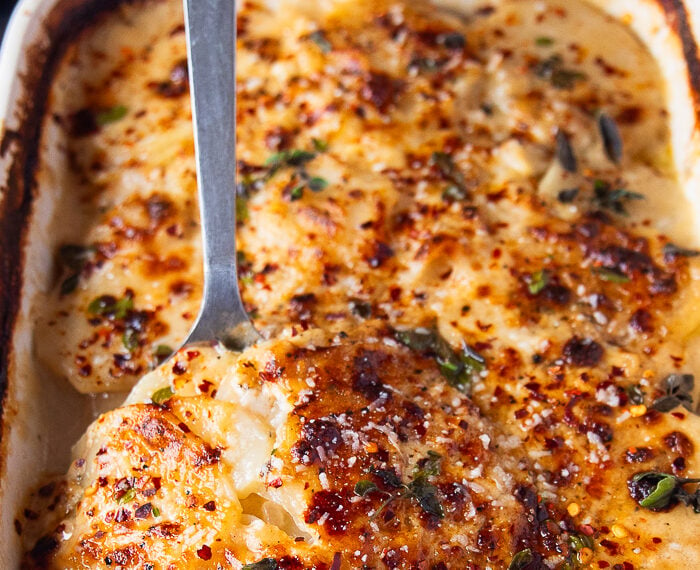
[23,0,700,568]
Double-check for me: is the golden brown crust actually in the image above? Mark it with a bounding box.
[23,0,700,567]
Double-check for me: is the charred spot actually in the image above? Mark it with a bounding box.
[366,241,395,268]
[277,556,305,570]
[629,309,653,333]
[145,194,173,223]
[397,401,427,439]
[361,71,404,112]
[289,293,317,322]
[29,535,60,563]
[663,431,694,457]
[194,444,221,468]
[146,522,182,538]
[582,418,613,443]
[382,548,403,569]
[259,357,284,382]
[305,490,352,534]
[134,503,152,519]
[370,467,402,490]
[292,419,343,465]
[476,524,499,552]
[562,337,604,367]
[352,350,390,401]
[541,283,571,305]
[625,447,653,463]
[69,108,99,137]
[265,126,294,150]
[149,59,189,98]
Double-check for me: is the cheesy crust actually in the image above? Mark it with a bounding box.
[22,0,700,568]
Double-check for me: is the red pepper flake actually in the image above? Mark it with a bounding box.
[671,412,686,420]
[186,350,200,361]
[652,537,662,544]
[197,545,212,560]
[172,361,187,375]
[203,501,216,512]
[579,524,595,536]
[198,380,214,393]
[268,477,283,489]
[598,562,610,568]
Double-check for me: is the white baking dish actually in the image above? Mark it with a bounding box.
[1,0,699,567]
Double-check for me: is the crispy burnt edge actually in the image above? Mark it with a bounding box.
[0,0,149,445]
[658,0,700,118]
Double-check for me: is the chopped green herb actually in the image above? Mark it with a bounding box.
[432,152,468,198]
[535,36,554,46]
[307,177,328,192]
[60,273,81,296]
[122,328,139,352]
[593,267,630,283]
[626,384,645,406]
[557,188,579,203]
[394,326,485,392]
[58,244,96,295]
[508,548,534,570]
[663,243,700,261]
[87,294,133,319]
[289,185,305,201]
[117,488,136,505]
[242,558,279,570]
[354,480,379,497]
[593,179,644,215]
[652,373,695,413]
[356,452,445,519]
[311,138,329,152]
[308,30,332,53]
[349,298,372,319]
[151,386,174,405]
[151,505,161,517]
[527,269,549,295]
[236,196,249,222]
[265,149,316,172]
[533,55,586,89]
[96,105,128,126]
[154,345,173,357]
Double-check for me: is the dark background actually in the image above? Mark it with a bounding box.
[1,1,19,42]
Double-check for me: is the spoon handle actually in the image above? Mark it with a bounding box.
[183,0,258,348]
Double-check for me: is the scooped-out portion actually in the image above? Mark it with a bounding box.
[24,323,557,568]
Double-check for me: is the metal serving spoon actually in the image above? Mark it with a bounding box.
[182,0,259,350]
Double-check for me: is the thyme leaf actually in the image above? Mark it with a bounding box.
[151,386,175,405]
[663,243,700,262]
[242,559,279,570]
[527,269,549,295]
[593,267,630,284]
[508,548,534,570]
[394,327,485,392]
[651,374,695,413]
[308,30,332,54]
[598,112,623,164]
[87,294,134,319]
[555,130,577,173]
[96,105,128,126]
[432,151,468,199]
[593,179,644,216]
[533,55,585,89]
